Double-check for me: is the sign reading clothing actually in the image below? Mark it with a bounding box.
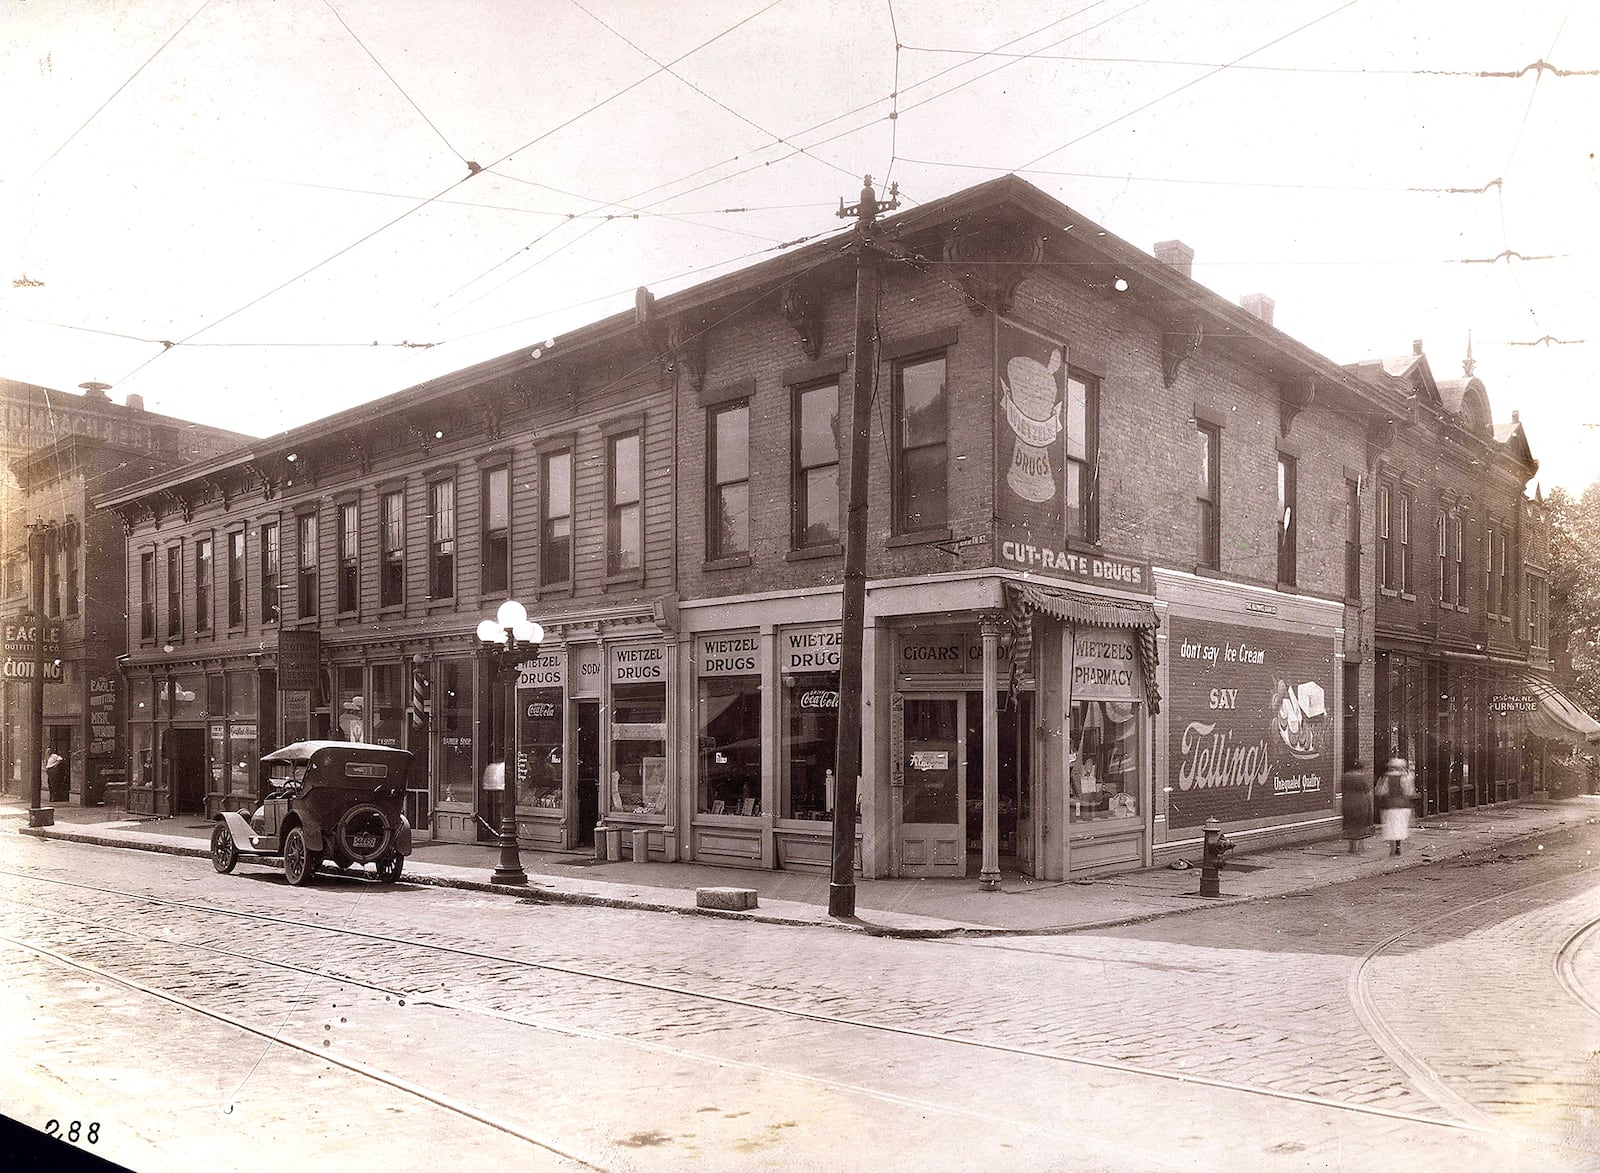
[1165,616,1334,830]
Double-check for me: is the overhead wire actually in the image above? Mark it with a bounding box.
[101,0,789,391]
[884,0,902,188]
[19,0,215,190]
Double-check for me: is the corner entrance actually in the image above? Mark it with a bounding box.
[897,691,1035,879]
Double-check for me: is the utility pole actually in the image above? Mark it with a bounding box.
[830,175,897,918]
[26,520,56,828]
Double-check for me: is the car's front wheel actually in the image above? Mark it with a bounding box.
[376,853,403,884]
[283,826,319,886]
[210,823,238,874]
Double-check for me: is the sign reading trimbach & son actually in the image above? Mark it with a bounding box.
[2,614,64,681]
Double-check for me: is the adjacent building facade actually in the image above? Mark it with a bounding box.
[93,176,1592,878]
[1,379,252,804]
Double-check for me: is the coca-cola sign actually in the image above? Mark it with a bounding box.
[1165,616,1335,830]
[799,689,839,710]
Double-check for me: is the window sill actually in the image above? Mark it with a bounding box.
[378,604,405,616]
[886,527,952,549]
[1192,564,1224,579]
[1400,592,1416,602]
[702,554,752,572]
[536,582,573,599]
[1379,587,1399,598]
[786,543,844,562]
[1276,581,1299,595]
[425,598,457,610]
[603,571,644,589]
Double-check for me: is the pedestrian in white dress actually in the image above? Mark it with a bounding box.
[1374,757,1416,856]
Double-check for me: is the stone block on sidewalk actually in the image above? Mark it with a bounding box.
[696,886,758,911]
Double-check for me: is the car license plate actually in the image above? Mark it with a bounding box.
[352,833,378,850]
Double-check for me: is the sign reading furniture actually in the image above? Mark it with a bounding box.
[1165,616,1336,830]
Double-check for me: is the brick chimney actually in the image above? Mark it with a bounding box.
[125,393,145,412]
[1240,294,1274,326]
[1153,240,1194,278]
[1412,339,1424,355]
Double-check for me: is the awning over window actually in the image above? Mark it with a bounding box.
[1522,678,1600,746]
[1003,582,1161,713]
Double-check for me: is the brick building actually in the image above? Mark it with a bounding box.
[96,175,1586,878]
[1,379,252,804]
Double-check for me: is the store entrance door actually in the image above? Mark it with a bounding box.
[964,692,1035,876]
[166,728,206,815]
[899,694,965,877]
[574,701,601,848]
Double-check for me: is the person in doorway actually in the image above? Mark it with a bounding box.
[43,752,64,801]
[1374,757,1416,856]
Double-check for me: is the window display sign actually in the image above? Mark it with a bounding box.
[516,647,565,689]
[1070,630,1142,701]
[780,627,841,672]
[696,633,758,676]
[610,643,664,684]
[1165,616,1335,829]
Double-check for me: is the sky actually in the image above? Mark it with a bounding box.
[2,0,1596,494]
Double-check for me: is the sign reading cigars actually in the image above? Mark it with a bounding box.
[992,318,1151,594]
[1165,616,1334,830]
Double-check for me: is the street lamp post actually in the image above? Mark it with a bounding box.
[475,599,544,886]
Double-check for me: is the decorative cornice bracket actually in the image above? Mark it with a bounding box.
[781,283,825,360]
[1161,320,1204,387]
[942,225,1045,317]
[1278,380,1316,438]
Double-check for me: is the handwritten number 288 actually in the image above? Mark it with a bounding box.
[45,1120,99,1144]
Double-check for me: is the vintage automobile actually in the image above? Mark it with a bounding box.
[210,741,413,886]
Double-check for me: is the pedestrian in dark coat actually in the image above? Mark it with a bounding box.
[1374,757,1416,856]
[1341,766,1374,852]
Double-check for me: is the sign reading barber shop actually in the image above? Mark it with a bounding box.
[1165,616,1335,829]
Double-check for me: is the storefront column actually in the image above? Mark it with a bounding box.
[978,614,1001,891]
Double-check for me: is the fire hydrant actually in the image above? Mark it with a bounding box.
[1199,817,1233,897]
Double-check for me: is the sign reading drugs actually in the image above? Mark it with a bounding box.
[1165,616,1335,830]
[994,318,1067,548]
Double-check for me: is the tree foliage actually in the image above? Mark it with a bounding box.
[1545,480,1600,712]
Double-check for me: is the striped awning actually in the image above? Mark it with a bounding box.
[1003,582,1161,713]
[1516,676,1600,746]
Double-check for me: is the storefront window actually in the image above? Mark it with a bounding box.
[226,671,257,720]
[610,682,666,815]
[229,722,258,792]
[698,675,762,815]
[336,665,365,741]
[369,664,404,749]
[132,725,154,788]
[517,687,563,808]
[210,724,226,791]
[782,673,837,820]
[171,673,205,721]
[1070,699,1140,821]
[437,658,474,804]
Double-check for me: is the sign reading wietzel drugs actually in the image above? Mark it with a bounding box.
[1165,616,1335,830]
[994,318,1067,551]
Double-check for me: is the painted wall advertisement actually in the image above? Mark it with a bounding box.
[1165,617,1335,829]
[994,317,1066,554]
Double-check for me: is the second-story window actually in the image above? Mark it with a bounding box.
[47,546,60,617]
[1483,521,1495,612]
[337,501,359,613]
[429,479,455,600]
[195,537,212,632]
[228,531,245,627]
[381,489,404,608]
[1491,528,1504,617]
[1453,512,1466,606]
[1378,484,1393,590]
[1196,422,1220,570]
[140,551,156,639]
[541,450,572,587]
[297,512,319,619]
[893,353,948,533]
[166,546,181,638]
[1065,370,1099,541]
[708,401,749,559]
[260,522,279,624]
[1276,454,1297,586]
[481,466,509,596]
[1437,509,1451,606]
[1396,490,1413,595]
[1345,479,1361,599]
[64,532,78,616]
[792,380,839,549]
[608,432,642,576]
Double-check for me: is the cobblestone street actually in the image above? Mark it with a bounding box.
[4,821,1598,1171]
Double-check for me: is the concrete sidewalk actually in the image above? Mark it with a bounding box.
[5,793,1597,937]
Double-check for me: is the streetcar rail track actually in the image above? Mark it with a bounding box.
[1554,913,1600,1019]
[1348,868,1600,1139]
[0,866,1514,1140]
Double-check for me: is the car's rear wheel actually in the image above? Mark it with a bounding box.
[376,853,403,884]
[210,823,238,874]
[283,826,318,886]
